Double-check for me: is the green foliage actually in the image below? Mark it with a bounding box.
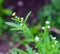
[25,44,36,54]
[10,44,36,54]
[0,0,12,29]
[38,0,60,29]
[0,0,12,16]
[10,48,27,54]
[0,0,12,37]
[0,0,3,5]
[52,0,60,10]
[5,11,60,54]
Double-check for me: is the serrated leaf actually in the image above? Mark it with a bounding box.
[5,22,19,27]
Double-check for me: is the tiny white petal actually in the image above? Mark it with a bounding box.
[45,21,50,24]
[48,26,50,28]
[42,27,45,29]
[53,37,56,40]
[36,52,38,54]
[21,17,24,22]
[21,17,23,19]
[35,36,39,41]
[12,12,16,16]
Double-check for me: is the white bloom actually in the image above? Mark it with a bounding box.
[21,17,24,22]
[45,21,50,24]
[53,37,56,40]
[42,27,45,30]
[12,12,16,16]
[35,36,39,42]
[35,52,38,54]
[21,17,23,20]
[47,25,50,28]
[42,26,45,29]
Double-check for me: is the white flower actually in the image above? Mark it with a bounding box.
[53,37,56,40]
[45,21,50,24]
[21,17,23,20]
[47,25,50,28]
[35,52,38,54]
[21,17,24,22]
[42,26,45,29]
[12,12,16,16]
[35,36,39,42]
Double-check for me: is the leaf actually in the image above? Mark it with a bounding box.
[0,0,3,5]
[24,11,32,23]
[5,22,19,27]
[10,48,27,54]
[25,44,36,54]
[24,38,34,43]
[10,27,23,30]
[52,0,60,9]
[3,9,12,15]
[43,5,52,16]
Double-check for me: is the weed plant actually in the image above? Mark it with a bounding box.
[5,11,60,54]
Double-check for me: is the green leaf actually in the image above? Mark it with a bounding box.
[5,22,19,27]
[3,9,12,15]
[25,44,36,54]
[57,16,60,23]
[0,17,4,28]
[11,48,27,54]
[24,38,34,43]
[43,5,52,16]
[10,27,23,30]
[0,0,3,5]
[24,11,32,23]
[52,0,60,9]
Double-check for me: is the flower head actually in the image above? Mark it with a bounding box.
[21,17,24,23]
[35,36,39,42]
[12,12,16,16]
[36,52,38,54]
[42,26,45,30]
[53,37,56,40]
[45,21,50,24]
